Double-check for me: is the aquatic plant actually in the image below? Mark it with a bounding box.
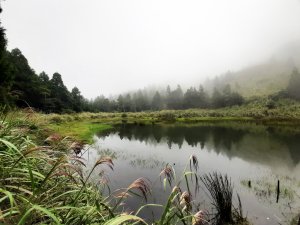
[201,173,247,225]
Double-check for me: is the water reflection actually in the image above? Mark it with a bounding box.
[96,123,300,170]
[88,123,300,225]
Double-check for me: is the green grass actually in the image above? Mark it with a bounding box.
[0,113,114,224]
[30,97,300,145]
[1,97,299,224]
[0,109,251,225]
[47,121,113,143]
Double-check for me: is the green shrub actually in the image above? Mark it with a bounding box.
[159,112,176,122]
[49,116,64,124]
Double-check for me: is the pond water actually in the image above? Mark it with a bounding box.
[82,122,300,225]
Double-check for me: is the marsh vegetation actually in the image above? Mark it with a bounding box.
[0,110,257,225]
[0,1,300,224]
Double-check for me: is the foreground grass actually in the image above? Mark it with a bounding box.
[0,109,251,224]
[1,97,299,224]
[0,112,114,224]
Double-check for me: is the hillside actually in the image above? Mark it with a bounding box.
[205,41,300,98]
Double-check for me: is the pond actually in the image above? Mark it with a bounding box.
[82,122,300,225]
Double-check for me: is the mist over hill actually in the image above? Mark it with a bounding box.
[203,41,300,97]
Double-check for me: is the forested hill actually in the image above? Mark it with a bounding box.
[0,47,87,113]
[1,4,300,113]
[0,3,242,113]
[205,42,300,97]
[0,5,86,113]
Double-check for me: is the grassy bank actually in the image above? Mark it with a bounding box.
[47,121,112,143]
[47,98,300,123]
[31,98,300,144]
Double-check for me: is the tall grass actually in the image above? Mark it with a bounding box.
[0,109,249,225]
[201,173,247,225]
[0,110,127,224]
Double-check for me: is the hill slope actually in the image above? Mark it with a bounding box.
[205,42,300,97]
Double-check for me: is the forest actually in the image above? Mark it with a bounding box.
[1,3,300,113]
[1,46,246,112]
[2,45,300,113]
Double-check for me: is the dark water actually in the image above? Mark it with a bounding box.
[83,123,300,225]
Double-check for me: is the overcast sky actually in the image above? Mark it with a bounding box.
[2,0,300,98]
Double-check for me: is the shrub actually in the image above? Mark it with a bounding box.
[49,115,63,124]
[159,112,176,122]
[266,99,276,109]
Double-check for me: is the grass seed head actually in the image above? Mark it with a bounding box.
[128,178,151,201]
[180,191,192,211]
[70,141,84,155]
[192,210,206,225]
[115,191,131,199]
[160,164,174,185]
[95,156,114,170]
[44,134,62,143]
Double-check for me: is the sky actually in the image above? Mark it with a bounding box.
[2,0,300,99]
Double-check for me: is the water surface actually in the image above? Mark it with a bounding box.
[83,123,300,224]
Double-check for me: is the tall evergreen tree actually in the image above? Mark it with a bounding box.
[151,91,163,110]
[8,49,45,108]
[211,87,224,108]
[0,4,13,106]
[123,94,132,112]
[49,73,72,112]
[71,87,83,112]
[117,94,125,112]
[134,90,149,111]
[198,85,209,108]
[183,87,199,108]
[167,85,184,109]
[287,68,300,100]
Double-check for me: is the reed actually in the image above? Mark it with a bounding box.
[201,173,247,225]
[0,111,114,224]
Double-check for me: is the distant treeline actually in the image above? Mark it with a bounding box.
[0,48,245,112]
[0,44,244,112]
[1,5,300,113]
[91,84,245,112]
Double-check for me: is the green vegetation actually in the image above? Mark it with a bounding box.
[43,98,300,128]
[201,173,248,225]
[0,112,115,224]
[47,121,112,144]
[241,176,299,202]
[1,0,300,115]
[204,59,297,98]
[10,96,300,147]
[0,2,298,224]
[0,110,250,225]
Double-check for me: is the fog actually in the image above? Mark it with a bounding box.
[2,0,300,98]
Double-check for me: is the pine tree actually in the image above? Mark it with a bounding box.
[287,68,300,100]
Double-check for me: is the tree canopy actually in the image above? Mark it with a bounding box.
[0,4,270,113]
